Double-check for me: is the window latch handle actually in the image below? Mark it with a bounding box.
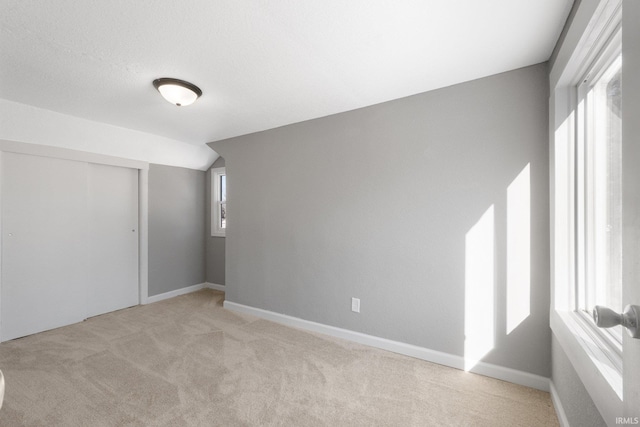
[593,305,640,339]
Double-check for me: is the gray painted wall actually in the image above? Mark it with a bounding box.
[148,164,206,296]
[211,63,551,377]
[206,156,226,285]
[552,334,605,426]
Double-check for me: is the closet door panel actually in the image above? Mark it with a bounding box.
[1,153,88,341]
[87,163,138,317]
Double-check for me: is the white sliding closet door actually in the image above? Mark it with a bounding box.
[87,164,138,317]
[1,153,88,341]
[1,153,140,341]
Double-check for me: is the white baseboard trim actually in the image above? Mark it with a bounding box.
[205,282,225,292]
[223,300,550,392]
[550,382,569,427]
[146,283,208,304]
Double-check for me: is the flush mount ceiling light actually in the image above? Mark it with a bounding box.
[153,78,202,107]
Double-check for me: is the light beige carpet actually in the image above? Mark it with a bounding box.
[0,290,558,426]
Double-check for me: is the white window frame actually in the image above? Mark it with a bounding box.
[575,31,623,355]
[211,167,226,237]
[550,0,623,422]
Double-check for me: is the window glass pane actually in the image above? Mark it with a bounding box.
[592,59,622,311]
[580,55,622,341]
[220,175,226,202]
[220,201,226,229]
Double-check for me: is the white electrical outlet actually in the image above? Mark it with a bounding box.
[351,297,360,313]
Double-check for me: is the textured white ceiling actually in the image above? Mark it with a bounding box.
[1,0,573,150]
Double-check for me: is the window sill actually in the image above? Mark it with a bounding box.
[211,233,225,238]
[551,309,622,422]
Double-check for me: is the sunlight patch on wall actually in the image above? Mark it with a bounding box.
[507,164,531,334]
[464,205,495,371]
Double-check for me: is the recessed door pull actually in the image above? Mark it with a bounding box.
[593,305,640,339]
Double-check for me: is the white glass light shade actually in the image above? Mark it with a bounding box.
[153,78,202,106]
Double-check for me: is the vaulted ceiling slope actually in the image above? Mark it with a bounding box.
[0,1,573,170]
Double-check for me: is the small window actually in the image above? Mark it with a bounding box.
[575,32,622,349]
[211,167,226,237]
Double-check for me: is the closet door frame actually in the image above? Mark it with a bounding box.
[0,139,150,341]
